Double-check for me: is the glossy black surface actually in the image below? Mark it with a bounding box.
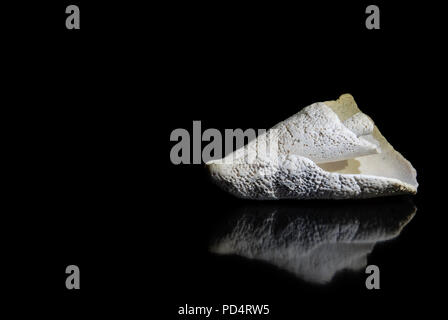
[5,1,444,318]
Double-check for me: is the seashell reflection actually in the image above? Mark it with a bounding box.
[210,198,416,284]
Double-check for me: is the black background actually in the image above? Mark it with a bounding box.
[4,1,446,318]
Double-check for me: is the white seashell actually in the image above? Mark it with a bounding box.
[207,94,418,199]
[210,200,416,284]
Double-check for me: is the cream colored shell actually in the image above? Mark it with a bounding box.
[207,94,418,199]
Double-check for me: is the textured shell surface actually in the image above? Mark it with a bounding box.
[207,94,418,200]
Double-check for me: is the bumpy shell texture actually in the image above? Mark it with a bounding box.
[207,94,418,199]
